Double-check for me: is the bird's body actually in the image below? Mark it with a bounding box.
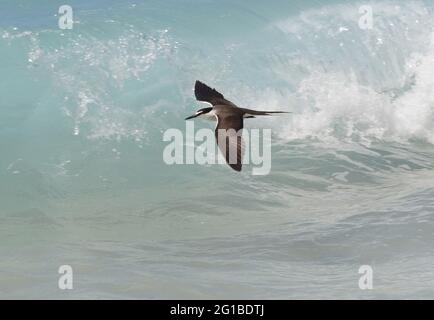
[185,80,289,172]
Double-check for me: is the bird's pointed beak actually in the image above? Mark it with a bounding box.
[185,114,197,120]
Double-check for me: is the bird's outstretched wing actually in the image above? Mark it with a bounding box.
[215,114,244,172]
[195,80,235,106]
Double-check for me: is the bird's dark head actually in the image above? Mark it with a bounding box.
[185,107,213,120]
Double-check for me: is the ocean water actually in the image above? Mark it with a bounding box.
[1,0,434,299]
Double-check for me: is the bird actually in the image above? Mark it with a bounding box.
[185,80,289,172]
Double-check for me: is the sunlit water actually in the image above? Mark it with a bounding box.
[1,0,434,299]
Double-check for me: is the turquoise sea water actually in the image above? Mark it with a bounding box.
[1,0,434,298]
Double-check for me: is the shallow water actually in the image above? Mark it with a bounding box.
[1,0,434,299]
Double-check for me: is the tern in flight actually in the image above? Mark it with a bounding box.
[185,80,289,172]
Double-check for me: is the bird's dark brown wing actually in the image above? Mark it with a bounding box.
[195,80,235,106]
[215,114,244,172]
